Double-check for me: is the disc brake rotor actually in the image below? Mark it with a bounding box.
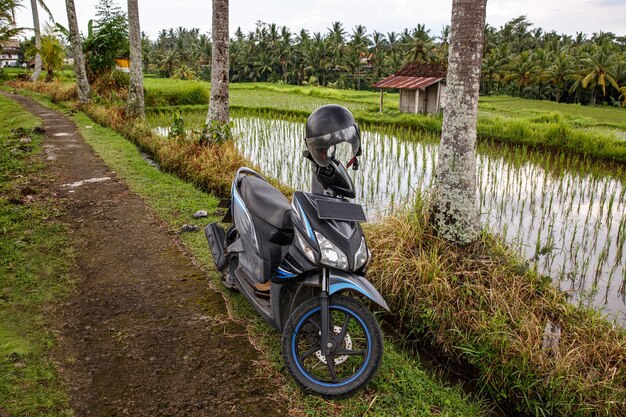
[315,325,353,365]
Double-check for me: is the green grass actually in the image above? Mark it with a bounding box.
[480,95,626,130]
[53,99,485,417]
[143,78,386,112]
[0,95,73,416]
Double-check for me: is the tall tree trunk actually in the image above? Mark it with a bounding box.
[127,0,144,118]
[65,0,90,103]
[30,0,42,82]
[207,0,229,124]
[430,0,487,245]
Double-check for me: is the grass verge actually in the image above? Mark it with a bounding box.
[366,204,626,416]
[50,98,485,416]
[0,94,73,416]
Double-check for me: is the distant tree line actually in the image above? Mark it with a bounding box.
[142,16,626,106]
[3,0,625,107]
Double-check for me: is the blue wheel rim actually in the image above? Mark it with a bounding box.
[291,305,371,388]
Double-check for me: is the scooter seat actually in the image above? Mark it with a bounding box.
[239,176,293,230]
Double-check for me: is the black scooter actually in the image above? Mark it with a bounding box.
[205,112,388,398]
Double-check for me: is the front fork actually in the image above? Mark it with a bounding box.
[320,267,332,356]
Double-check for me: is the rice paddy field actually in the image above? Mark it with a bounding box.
[149,106,626,324]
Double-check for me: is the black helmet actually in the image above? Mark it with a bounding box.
[305,105,361,167]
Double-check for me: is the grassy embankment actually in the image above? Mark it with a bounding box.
[5,81,626,416]
[0,95,73,415]
[23,93,484,416]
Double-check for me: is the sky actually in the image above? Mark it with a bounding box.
[13,0,626,41]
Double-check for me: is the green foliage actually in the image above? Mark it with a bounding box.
[26,32,65,82]
[143,79,210,106]
[167,112,186,139]
[83,12,129,79]
[200,120,232,144]
[0,0,22,42]
[95,0,123,23]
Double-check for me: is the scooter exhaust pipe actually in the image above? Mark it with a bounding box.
[205,223,227,270]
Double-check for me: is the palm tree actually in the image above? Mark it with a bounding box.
[403,23,434,63]
[619,85,626,107]
[207,0,229,125]
[29,0,53,82]
[581,46,620,105]
[172,63,195,80]
[26,27,63,81]
[431,0,487,245]
[532,48,554,99]
[547,51,574,102]
[1,0,23,42]
[505,51,536,92]
[481,50,505,95]
[64,0,89,103]
[127,0,144,119]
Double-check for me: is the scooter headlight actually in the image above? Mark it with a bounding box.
[354,237,369,270]
[295,230,317,264]
[314,231,348,270]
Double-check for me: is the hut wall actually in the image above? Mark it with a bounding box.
[439,84,447,109]
[399,89,416,113]
[426,84,440,113]
[417,89,427,113]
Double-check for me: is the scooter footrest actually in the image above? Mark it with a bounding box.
[205,223,227,270]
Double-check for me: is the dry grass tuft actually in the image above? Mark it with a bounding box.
[9,80,77,103]
[365,203,626,416]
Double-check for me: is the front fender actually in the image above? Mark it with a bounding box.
[328,270,389,311]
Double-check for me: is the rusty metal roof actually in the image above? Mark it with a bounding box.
[372,75,442,90]
[372,62,446,90]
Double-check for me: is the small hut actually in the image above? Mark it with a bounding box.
[372,62,447,114]
[0,39,20,68]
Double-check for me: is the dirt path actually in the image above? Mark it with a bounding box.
[2,92,286,417]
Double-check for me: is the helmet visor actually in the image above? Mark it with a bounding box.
[305,124,360,167]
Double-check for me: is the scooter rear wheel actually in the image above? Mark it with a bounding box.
[281,295,383,398]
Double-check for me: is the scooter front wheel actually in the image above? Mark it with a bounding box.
[281,295,383,398]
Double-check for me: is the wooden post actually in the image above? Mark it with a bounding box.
[379,89,383,112]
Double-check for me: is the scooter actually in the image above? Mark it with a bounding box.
[205,105,388,398]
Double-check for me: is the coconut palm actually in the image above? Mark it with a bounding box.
[505,51,537,92]
[581,46,620,104]
[127,0,144,119]
[547,51,574,102]
[206,0,229,125]
[481,49,506,95]
[29,0,53,82]
[431,0,487,245]
[172,63,195,80]
[403,23,435,63]
[26,28,63,81]
[0,0,22,42]
[64,0,89,103]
